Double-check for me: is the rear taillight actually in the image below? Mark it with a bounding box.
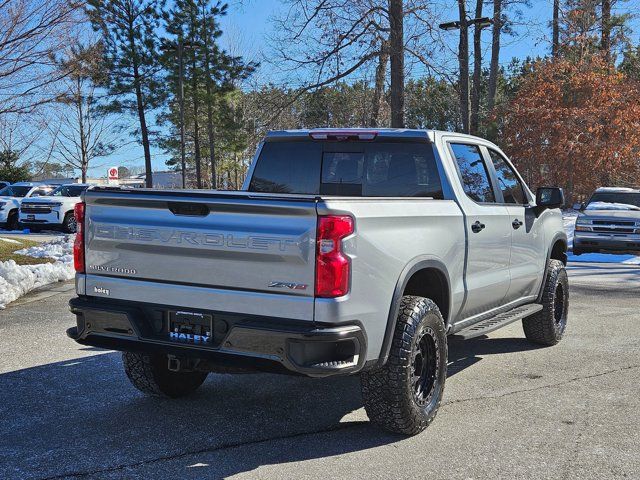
[315,215,354,298]
[73,202,85,273]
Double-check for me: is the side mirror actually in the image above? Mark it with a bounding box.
[572,202,585,211]
[535,187,564,214]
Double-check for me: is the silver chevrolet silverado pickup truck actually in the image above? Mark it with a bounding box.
[67,129,568,435]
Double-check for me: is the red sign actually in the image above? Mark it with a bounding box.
[108,167,119,181]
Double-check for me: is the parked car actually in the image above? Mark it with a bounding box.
[0,181,10,190]
[19,183,91,233]
[572,187,640,255]
[67,129,568,435]
[0,182,55,230]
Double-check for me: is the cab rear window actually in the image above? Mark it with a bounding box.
[249,140,443,198]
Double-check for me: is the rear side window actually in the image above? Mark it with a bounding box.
[450,143,495,203]
[249,141,322,194]
[249,139,443,198]
[488,150,526,204]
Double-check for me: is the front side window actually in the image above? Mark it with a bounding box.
[488,150,527,204]
[51,185,89,197]
[450,143,495,203]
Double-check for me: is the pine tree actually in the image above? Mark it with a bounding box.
[87,0,165,187]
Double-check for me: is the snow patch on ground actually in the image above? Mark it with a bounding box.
[15,235,74,263]
[563,210,640,264]
[0,235,74,308]
[0,238,21,244]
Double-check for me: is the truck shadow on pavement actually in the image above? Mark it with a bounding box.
[447,335,544,378]
[1,336,542,479]
[0,351,396,479]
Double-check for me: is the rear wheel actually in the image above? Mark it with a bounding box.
[360,296,447,435]
[122,352,208,398]
[523,259,569,345]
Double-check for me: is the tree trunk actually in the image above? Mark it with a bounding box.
[370,40,389,127]
[487,0,502,112]
[601,0,611,63]
[202,5,217,189]
[470,0,483,135]
[191,52,203,189]
[389,0,404,128]
[133,67,153,188]
[552,0,560,57]
[127,23,152,188]
[458,0,470,134]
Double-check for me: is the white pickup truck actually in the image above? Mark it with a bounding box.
[19,184,90,233]
[0,182,55,230]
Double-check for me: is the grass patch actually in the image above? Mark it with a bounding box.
[0,237,55,265]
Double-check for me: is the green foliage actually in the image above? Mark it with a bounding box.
[87,0,166,116]
[0,150,30,183]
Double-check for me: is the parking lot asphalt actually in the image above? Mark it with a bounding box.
[0,262,638,480]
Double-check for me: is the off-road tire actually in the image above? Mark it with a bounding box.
[122,352,208,398]
[523,259,569,346]
[62,211,77,234]
[6,210,19,230]
[360,296,447,435]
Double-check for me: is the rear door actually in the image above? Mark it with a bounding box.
[446,142,512,318]
[485,148,546,301]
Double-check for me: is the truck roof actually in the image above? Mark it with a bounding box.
[595,187,640,193]
[264,128,487,144]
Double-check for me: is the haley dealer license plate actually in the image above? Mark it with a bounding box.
[168,311,213,344]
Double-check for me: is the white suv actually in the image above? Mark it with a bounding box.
[0,182,55,230]
[19,184,91,233]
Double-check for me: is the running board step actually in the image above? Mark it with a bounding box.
[455,304,543,340]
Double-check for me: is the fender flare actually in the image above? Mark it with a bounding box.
[537,232,568,302]
[376,257,452,368]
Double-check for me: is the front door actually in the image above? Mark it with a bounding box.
[448,142,513,319]
[485,148,546,302]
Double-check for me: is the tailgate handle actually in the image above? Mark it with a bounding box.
[168,202,209,216]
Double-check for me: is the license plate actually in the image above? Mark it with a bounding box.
[27,215,35,221]
[168,311,212,344]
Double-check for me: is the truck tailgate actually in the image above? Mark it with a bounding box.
[82,189,318,320]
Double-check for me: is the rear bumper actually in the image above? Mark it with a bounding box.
[574,233,640,252]
[67,296,366,377]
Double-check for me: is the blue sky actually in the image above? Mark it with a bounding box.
[100,0,640,177]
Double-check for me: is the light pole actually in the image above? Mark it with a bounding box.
[161,38,198,189]
[439,16,492,134]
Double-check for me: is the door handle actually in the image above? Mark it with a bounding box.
[512,219,523,229]
[471,221,485,233]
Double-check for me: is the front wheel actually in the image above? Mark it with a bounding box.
[360,296,447,435]
[62,211,77,233]
[6,210,19,230]
[523,259,569,345]
[122,352,208,398]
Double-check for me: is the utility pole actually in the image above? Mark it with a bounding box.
[440,15,492,135]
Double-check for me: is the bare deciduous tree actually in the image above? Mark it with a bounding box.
[269,0,440,128]
[0,0,81,115]
[50,42,120,182]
